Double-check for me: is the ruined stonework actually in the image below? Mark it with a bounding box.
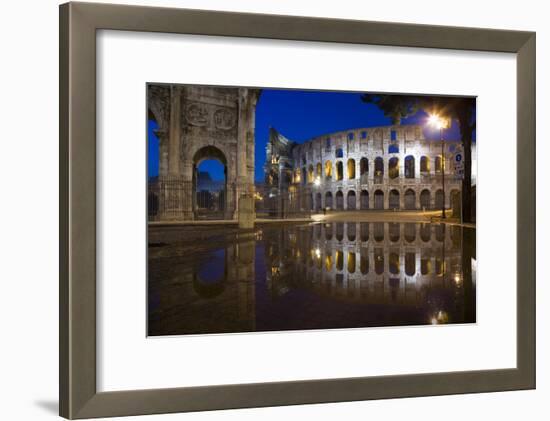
[263,125,476,216]
[147,84,260,221]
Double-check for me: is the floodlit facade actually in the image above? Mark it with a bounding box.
[263,125,475,215]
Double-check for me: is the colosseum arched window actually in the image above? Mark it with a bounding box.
[335,191,344,210]
[420,223,431,242]
[360,190,369,210]
[405,252,416,276]
[325,161,332,179]
[373,222,384,241]
[360,251,369,274]
[336,250,344,271]
[420,156,430,173]
[420,189,431,209]
[374,157,384,183]
[421,255,431,275]
[404,189,416,210]
[347,190,356,210]
[389,189,400,209]
[325,192,333,209]
[388,157,399,179]
[360,158,368,177]
[404,155,415,178]
[435,155,443,173]
[347,159,356,179]
[348,252,356,273]
[374,248,384,274]
[389,252,400,274]
[374,190,384,209]
[347,222,356,241]
[404,223,416,242]
[336,162,344,181]
[293,169,301,183]
[336,223,344,241]
[389,223,400,242]
[325,252,333,271]
[307,165,314,183]
[315,192,322,210]
[360,222,369,241]
[316,162,322,178]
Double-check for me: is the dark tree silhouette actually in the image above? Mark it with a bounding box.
[361,94,475,222]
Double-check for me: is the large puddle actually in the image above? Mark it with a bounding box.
[148,221,476,336]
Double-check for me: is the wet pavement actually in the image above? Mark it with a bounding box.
[148,221,476,336]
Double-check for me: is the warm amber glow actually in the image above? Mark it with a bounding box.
[325,254,333,271]
[325,161,332,178]
[348,252,356,273]
[430,310,449,325]
[428,113,449,129]
[428,113,444,129]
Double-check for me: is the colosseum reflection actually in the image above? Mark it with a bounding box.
[148,222,476,336]
[263,125,476,215]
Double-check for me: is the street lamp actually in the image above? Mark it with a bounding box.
[428,113,448,219]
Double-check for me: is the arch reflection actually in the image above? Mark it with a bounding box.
[264,222,472,313]
[148,221,476,336]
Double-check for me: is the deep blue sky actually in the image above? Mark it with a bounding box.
[148,89,464,181]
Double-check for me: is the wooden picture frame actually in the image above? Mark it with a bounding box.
[59,2,535,418]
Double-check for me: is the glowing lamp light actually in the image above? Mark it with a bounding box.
[314,177,321,187]
[428,113,450,130]
[314,248,321,259]
[428,113,444,129]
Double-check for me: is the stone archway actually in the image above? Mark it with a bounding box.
[420,189,431,210]
[360,190,369,210]
[147,84,259,221]
[316,192,323,211]
[347,190,356,210]
[193,145,229,220]
[374,190,384,210]
[389,189,400,210]
[325,191,333,209]
[335,191,344,210]
[404,189,416,210]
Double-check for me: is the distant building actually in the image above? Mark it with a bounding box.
[263,125,476,215]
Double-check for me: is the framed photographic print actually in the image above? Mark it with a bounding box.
[60,2,535,419]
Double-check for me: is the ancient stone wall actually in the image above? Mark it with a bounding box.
[265,125,469,214]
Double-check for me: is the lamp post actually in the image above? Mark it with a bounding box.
[428,114,448,219]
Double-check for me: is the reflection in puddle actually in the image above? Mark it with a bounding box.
[148,222,476,336]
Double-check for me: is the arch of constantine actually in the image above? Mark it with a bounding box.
[147,84,260,221]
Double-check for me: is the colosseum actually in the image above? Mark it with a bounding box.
[263,125,476,216]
